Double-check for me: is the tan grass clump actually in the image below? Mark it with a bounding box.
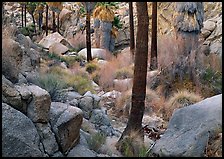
[96,6,114,22]
[115,88,161,117]
[164,89,203,120]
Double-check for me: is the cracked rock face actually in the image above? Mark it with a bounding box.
[152,94,222,157]
[49,102,83,154]
[2,103,44,157]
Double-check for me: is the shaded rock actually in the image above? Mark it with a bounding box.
[79,96,94,119]
[2,38,23,83]
[152,94,222,157]
[49,42,69,56]
[27,85,51,123]
[81,118,98,135]
[35,123,59,156]
[14,84,32,101]
[2,75,26,114]
[49,102,83,154]
[18,73,28,84]
[79,129,90,147]
[20,46,40,74]
[78,48,108,60]
[101,90,122,99]
[67,144,97,157]
[89,109,115,136]
[51,151,64,157]
[68,98,79,107]
[66,91,82,101]
[2,103,44,157]
[84,91,101,108]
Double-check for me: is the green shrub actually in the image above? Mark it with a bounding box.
[64,73,94,95]
[115,67,133,79]
[87,132,106,153]
[36,73,67,101]
[47,53,84,67]
[86,62,99,74]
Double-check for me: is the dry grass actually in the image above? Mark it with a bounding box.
[118,130,146,157]
[67,32,86,52]
[205,133,222,157]
[164,89,203,121]
[97,50,133,91]
[115,88,161,117]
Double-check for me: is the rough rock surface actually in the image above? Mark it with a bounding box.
[152,94,222,157]
[67,144,97,157]
[2,103,44,157]
[2,38,23,83]
[27,85,51,123]
[49,102,83,154]
[2,75,27,114]
[35,123,59,156]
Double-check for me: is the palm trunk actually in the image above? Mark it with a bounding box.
[52,11,56,32]
[57,12,60,33]
[150,2,158,70]
[21,6,24,27]
[24,4,27,27]
[116,2,149,156]
[38,12,42,31]
[31,13,36,33]
[86,11,92,62]
[129,2,135,54]
[46,5,48,36]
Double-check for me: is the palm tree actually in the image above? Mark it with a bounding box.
[27,2,37,33]
[129,2,135,55]
[150,2,158,70]
[116,2,149,156]
[174,2,204,56]
[24,3,27,27]
[45,4,49,36]
[81,2,97,62]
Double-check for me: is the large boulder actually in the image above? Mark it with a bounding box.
[2,75,27,114]
[2,103,44,157]
[49,102,83,154]
[38,32,72,49]
[35,123,59,156]
[2,38,23,83]
[77,48,108,60]
[49,42,69,56]
[78,96,94,119]
[89,109,115,136]
[152,94,222,157]
[26,85,51,123]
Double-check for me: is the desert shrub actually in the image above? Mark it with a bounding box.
[114,67,133,79]
[36,73,67,101]
[115,88,160,117]
[47,52,84,68]
[164,90,203,121]
[198,67,222,97]
[91,72,101,85]
[47,66,70,76]
[61,56,83,67]
[205,133,222,157]
[87,132,106,153]
[85,62,99,74]
[98,50,133,91]
[117,131,145,157]
[64,72,94,95]
[67,32,86,52]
